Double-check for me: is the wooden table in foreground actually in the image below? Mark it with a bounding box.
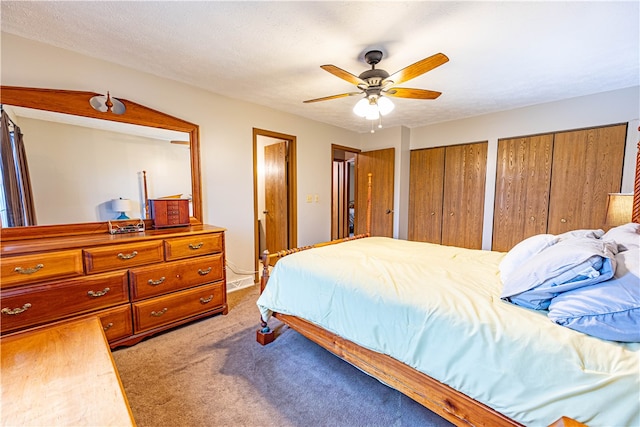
[1,316,135,426]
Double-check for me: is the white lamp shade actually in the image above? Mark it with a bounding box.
[353,98,370,117]
[377,96,395,116]
[365,104,380,120]
[112,198,131,212]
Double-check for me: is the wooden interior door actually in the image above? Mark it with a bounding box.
[547,124,626,234]
[441,142,487,249]
[492,134,554,252]
[408,147,445,243]
[264,141,288,253]
[356,148,394,237]
[332,160,350,239]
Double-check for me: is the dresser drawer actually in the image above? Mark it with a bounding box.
[129,254,224,301]
[164,233,223,261]
[84,241,164,274]
[132,282,225,333]
[0,250,83,289]
[0,271,129,334]
[95,305,133,343]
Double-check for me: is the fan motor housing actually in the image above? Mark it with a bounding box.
[358,69,389,87]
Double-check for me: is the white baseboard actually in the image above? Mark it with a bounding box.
[227,277,255,292]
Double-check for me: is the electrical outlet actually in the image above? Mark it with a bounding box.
[315,194,319,203]
[306,194,312,203]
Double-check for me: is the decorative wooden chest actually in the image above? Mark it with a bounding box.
[149,198,190,228]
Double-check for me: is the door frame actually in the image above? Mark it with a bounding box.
[331,144,360,240]
[253,128,297,282]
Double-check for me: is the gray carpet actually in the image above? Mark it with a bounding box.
[112,285,453,427]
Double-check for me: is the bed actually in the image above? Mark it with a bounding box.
[256,148,640,426]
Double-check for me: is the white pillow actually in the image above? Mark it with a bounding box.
[602,223,640,252]
[499,234,558,282]
[556,228,604,241]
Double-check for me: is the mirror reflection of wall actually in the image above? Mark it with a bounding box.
[13,115,191,225]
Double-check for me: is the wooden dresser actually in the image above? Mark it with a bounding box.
[1,317,135,426]
[0,224,227,348]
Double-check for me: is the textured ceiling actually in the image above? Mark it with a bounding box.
[1,1,638,133]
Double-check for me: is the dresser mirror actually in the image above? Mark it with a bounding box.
[0,86,202,239]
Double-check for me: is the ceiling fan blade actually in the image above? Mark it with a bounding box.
[303,92,361,103]
[320,65,367,86]
[384,88,442,99]
[383,53,449,86]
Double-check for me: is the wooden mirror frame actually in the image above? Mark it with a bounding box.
[0,86,202,240]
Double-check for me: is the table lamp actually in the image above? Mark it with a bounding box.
[112,198,131,220]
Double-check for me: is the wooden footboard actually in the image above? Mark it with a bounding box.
[273,312,521,427]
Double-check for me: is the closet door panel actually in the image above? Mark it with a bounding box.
[548,124,626,234]
[408,147,445,243]
[492,134,554,252]
[441,142,488,249]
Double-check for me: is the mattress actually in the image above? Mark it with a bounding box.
[257,237,640,426]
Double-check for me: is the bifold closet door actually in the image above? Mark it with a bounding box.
[408,147,445,243]
[441,142,488,249]
[547,124,626,234]
[492,134,554,252]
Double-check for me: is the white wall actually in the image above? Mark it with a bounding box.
[1,33,358,284]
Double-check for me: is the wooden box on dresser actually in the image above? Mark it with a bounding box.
[0,224,227,348]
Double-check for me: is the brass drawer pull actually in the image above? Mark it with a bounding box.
[2,303,32,315]
[198,267,212,276]
[200,295,214,304]
[88,288,110,297]
[14,264,44,275]
[117,251,138,260]
[189,242,204,250]
[151,308,168,317]
[148,277,166,286]
[103,322,114,332]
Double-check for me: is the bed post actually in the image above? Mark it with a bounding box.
[632,134,639,224]
[256,173,373,345]
[366,172,372,236]
[256,250,275,345]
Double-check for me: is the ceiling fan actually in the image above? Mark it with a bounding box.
[303,50,449,110]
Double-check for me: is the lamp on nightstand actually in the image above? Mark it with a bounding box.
[112,198,131,220]
[604,193,633,229]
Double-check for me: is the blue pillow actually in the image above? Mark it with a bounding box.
[548,248,640,342]
[500,237,618,310]
[501,237,618,309]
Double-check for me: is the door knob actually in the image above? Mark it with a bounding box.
[386,209,394,214]
[263,210,269,214]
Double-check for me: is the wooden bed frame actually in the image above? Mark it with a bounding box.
[257,137,640,427]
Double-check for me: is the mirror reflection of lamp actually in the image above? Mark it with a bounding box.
[112,198,131,220]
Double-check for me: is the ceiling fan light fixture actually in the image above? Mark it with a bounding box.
[377,96,394,116]
[353,97,370,117]
[365,105,380,120]
[353,95,392,121]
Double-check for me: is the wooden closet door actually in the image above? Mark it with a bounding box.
[441,142,488,249]
[547,124,626,234]
[492,134,554,252]
[408,147,445,243]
